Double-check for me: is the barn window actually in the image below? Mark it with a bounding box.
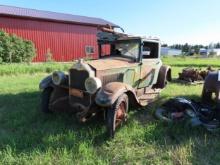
[85,46,95,54]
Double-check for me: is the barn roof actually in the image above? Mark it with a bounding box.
[0,5,120,28]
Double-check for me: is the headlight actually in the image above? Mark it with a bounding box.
[85,77,102,94]
[52,71,66,85]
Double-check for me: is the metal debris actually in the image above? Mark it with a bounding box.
[178,66,214,83]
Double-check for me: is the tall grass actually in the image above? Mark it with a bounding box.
[162,56,220,68]
[0,63,72,75]
[0,57,220,76]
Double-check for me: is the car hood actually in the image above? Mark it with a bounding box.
[87,57,138,71]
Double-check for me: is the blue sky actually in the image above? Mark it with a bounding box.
[1,0,220,45]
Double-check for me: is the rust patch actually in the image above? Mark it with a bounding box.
[100,73,124,86]
[88,57,138,71]
[178,67,214,82]
[69,88,84,98]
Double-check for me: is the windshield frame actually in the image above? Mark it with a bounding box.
[99,39,142,62]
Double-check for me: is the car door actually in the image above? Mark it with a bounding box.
[138,41,162,88]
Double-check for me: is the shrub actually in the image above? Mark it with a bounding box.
[0,30,36,63]
[45,48,54,62]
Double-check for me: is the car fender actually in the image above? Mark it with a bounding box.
[39,75,53,90]
[95,82,139,107]
[154,65,172,89]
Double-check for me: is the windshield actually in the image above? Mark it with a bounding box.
[113,41,140,59]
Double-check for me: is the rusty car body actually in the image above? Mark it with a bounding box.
[178,67,214,83]
[39,29,172,137]
[202,71,220,105]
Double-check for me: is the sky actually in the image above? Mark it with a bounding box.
[1,0,220,45]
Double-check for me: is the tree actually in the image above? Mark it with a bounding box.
[182,43,190,53]
[161,44,168,47]
[215,42,220,48]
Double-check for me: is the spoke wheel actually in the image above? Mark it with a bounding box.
[106,94,128,138]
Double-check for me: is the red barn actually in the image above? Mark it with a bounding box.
[0,5,119,62]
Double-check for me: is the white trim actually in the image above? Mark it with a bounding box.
[218,70,220,81]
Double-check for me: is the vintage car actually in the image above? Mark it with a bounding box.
[39,29,171,137]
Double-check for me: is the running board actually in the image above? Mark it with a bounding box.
[138,89,161,106]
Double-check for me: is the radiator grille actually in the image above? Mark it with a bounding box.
[69,69,89,91]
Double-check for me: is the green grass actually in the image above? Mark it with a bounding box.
[0,56,219,76]
[162,56,220,68]
[1,57,220,164]
[0,63,71,76]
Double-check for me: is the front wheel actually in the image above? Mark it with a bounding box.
[41,87,53,113]
[106,94,129,138]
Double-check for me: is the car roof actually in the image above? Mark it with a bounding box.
[117,36,160,43]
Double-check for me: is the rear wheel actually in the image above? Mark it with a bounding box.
[106,94,129,138]
[41,87,53,113]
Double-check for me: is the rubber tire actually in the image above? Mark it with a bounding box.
[155,66,171,89]
[155,108,172,123]
[41,87,53,113]
[106,94,129,138]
